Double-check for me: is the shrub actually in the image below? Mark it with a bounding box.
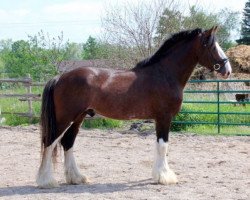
[82,118,123,129]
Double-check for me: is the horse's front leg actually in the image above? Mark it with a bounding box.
[152,114,178,185]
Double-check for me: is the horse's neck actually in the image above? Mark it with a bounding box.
[166,43,198,87]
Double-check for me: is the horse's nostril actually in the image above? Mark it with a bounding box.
[227,71,231,76]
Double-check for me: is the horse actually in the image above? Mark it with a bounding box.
[36,26,232,188]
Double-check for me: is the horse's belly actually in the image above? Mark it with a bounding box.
[96,111,151,120]
[91,99,152,120]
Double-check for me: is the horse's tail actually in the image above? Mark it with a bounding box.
[40,77,58,161]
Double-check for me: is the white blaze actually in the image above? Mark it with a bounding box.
[215,42,232,76]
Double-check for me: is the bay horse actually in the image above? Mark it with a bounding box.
[37,26,232,188]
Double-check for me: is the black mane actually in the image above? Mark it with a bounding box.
[135,28,203,68]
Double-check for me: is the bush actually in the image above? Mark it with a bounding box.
[171,105,200,132]
[82,118,123,129]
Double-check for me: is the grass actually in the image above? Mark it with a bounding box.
[182,125,250,136]
[0,86,41,126]
[82,118,123,129]
[172,104,250,134]
[180,103,250,124]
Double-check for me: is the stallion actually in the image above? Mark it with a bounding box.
[37,26,232,188]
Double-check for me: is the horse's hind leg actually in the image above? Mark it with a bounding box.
[36,122,73,188]
[61,113,89,185]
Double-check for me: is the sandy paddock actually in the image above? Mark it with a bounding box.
[0,126,249,200]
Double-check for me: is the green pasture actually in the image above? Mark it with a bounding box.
[0,87,42,126]
[172,103,250,135]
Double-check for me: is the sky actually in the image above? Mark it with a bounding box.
[0,0,247,43]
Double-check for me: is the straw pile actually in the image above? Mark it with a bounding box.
[226,45,250,74]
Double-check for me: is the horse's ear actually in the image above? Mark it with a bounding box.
[203,26,218,38]
[204,27,214,37]
[202,27,216,46]
[213,25,219,34]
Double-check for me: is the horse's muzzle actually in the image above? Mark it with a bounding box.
[216,62,232,79]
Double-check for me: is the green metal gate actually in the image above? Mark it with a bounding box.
[173,79,250,133]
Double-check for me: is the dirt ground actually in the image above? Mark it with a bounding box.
[0,126,249,200]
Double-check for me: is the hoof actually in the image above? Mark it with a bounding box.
[153,169,178,185]
[36,177,59,189]
[65,172,90,185]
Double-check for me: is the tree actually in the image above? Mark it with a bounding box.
[101,0,239,68]
[0,31,73,81]
[82,36,100,59]
[155,8,183,43]
[64,42,82,60]
[237,0,250,45]
[82,36,117,63]
[156,6,239,50]
[1,40,34,78]
[217,8,240,49]
[101,0,176,67]
[0,39,12,76]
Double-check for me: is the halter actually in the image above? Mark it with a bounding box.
[202,35,229,72]
[212,58,229,71]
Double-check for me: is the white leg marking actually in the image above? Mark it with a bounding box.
[152,138,178,185]
[64,148,89,184]
[36,122,73,188]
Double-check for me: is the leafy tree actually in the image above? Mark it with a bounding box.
[156,6,239,50]
[217,8,239,49]
[0,58,5,76]
[1,40,34,78]
[155,8,183,43]
[237,0,250,45]
[182,6,218,30]
[0,31,84,81]
[0,39,12,51]
[82,36,100,59]
[82,36,112,61]
[0,39,12,76]
[64,42,82,60]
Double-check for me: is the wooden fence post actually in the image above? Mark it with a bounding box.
[25,74,33,122]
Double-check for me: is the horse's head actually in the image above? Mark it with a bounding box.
[198,26,232,79]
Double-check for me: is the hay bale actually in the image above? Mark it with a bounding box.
[226,45,250,74]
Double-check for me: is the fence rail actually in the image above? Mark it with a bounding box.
[0,75,42,120]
